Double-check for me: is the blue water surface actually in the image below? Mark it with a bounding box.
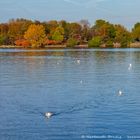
[0,48,140,140]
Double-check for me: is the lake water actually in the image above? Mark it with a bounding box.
[0,49,140,140]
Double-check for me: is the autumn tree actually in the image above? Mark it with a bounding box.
[66,23,82,39]
[59,20,69,41]
[45,20,58,35]
[0,18,136,47]
[24,24,46,48]
[0,23,9,44]
[8,19,32,44]
[0,23,9,35]
[80,20,91,42]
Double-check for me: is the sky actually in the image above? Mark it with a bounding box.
[0,0,140,29]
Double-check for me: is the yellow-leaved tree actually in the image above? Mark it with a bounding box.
[24,24,46,48]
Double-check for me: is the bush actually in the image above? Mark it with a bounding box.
[66,38,78,47]
[14,39,30,47]
[88,36,102,48]
[121,41,129,47]
[120,37,130,47]
[106,40,114,47]
[0,35,7,45]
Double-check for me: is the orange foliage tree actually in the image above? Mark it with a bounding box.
[24,24,46,48]
[8,19,32,44]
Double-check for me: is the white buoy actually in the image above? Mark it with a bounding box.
[45,112,53,119]
[118,90,123,96]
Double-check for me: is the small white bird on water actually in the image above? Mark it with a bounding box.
[76,60,80,64]
[118,90,123,96]
[128,63,132,70]
[45,112,53,119]
[57,62,60,65]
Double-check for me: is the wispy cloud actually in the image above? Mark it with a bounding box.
[63,0,107,6]
[63,0,84,6]
[63,0,104,6]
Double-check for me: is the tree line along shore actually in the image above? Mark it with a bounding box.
[0,18,140,48]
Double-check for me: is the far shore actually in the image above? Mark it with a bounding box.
[0,44,88,49]
[1,43,140,49]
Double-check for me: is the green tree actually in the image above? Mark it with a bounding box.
[52,26,64,43]
[59,20,70,41]
[92,20,116,43]
[0,35,7,45]
[115,25,131,47]
[132,23,140,41]
[66,38,78,47]
[106,39,114,47]
[88,36,102,48]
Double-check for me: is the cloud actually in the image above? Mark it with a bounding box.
[63,0,108,8]
[63,0,81,6]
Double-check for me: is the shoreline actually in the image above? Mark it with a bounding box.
[0,43,140,49]
[0,45,88,49]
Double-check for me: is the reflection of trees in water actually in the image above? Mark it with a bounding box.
[13,51,65,57]
[94,51,129,64]
[0,50,65,73]
[68,50,90,58]
[0,50,65,57]
[19,51,65,72]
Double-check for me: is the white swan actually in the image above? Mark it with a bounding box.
[128,63,132,70]
[77,60,80,64]
[45,112,53,119]
[118,90,123,96]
